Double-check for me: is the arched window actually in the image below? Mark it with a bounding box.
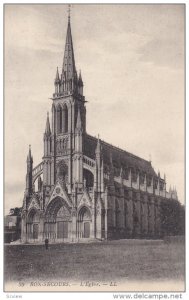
[83,169,94,188]
[56,105,62,134]
[62,104,68,133]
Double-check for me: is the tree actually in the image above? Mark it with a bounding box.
[9,207,22,216]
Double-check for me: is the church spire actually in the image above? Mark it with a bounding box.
[62,11,76,81]
[26,145,33,195]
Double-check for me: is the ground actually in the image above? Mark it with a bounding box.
[4,239,185,291]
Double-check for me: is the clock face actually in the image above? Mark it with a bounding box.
[56,187,61,194]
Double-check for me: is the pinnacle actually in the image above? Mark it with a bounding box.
[55,67,60,83]
[96,135,101,154]
[45,112,51,135]
[27,144,33,163]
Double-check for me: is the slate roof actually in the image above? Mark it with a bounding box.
[84,134,157,177]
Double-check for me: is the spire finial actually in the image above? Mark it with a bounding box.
[68,4,71,22]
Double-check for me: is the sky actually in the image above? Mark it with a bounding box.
[4,4,185,214]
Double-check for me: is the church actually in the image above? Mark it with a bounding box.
[21,13,179,243]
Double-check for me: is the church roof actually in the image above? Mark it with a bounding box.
[84,134,156,176]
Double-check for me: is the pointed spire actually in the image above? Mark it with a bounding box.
[62,12,76,81]
[27,144,33,163]
[26,144,33,195]
[45,112,51,135]
[55,67,60,84]
[78,70,83,86]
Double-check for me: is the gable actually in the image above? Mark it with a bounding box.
[78,189,92,209]
[46,182,72,209]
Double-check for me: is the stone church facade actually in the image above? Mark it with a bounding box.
[21,15,178,243]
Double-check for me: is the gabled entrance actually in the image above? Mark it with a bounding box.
[27,208,40,241]
[45,196,71,241]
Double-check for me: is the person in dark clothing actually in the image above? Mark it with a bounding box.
[45,238,49,250]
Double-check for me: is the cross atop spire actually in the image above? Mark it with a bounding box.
[68,4,71,22]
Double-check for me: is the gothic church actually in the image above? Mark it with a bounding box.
[21,14,178,243]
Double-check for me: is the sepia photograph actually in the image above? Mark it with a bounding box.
[4,3,185,293]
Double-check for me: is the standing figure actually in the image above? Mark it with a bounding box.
[45,238,49,250]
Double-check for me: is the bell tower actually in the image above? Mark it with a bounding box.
[50,12,86,193]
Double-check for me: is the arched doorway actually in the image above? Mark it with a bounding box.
[27,208,40,241]
[45,197,71,241]
[78,206,92,238]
